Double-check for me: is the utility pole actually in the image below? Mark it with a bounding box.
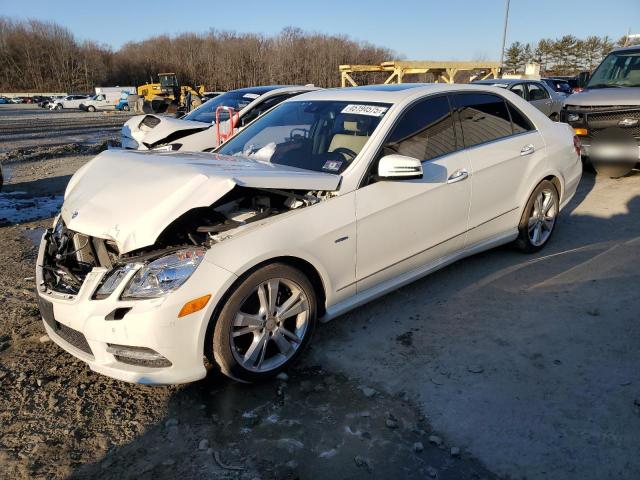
[499,0,511,72]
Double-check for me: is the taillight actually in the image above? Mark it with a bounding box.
[573,135,581,157]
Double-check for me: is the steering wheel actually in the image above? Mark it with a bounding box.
[332,147,358,161]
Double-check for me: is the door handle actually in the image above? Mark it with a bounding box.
[520,144,535,156]
[447,169,469,184]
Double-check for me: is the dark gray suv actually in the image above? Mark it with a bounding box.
[561,45,640,177]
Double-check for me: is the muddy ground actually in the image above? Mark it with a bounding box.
[0,104,639,480]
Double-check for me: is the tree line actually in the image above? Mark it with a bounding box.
[2,17,638,93]
[0,18,393,93]
[503,35,639,76]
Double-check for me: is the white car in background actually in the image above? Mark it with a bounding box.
[50,94,91,110]
[37,84,581,385]
[473,78,566,120]
[121,85,319,152]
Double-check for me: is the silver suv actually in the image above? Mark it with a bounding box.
[561,45,640,177]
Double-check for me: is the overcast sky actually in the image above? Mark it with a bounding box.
[1,0,638,60]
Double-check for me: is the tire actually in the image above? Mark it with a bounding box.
[593,162,633,178]
[122,104,130,111]
[55,104,62,110]
[211,263,317,382]
[515,180,559,253]
[87,105,96,112]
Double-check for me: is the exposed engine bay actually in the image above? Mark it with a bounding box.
[41,186,329,295]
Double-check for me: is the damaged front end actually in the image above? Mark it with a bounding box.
[41,186,328,299]
[41,218,119,296]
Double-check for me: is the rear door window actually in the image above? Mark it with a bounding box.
[510,84,526,99]
[527,83,550,101]
[452,93,513,147]
[383,95,458,161]
[506,102,535,134]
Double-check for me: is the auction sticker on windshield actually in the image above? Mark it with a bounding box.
[322,160,343,172]
[341,104,388,117]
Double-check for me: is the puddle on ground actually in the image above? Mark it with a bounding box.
[0,193,62,225]
[23,226,46,246]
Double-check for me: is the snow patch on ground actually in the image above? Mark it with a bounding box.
[0,193,62,224]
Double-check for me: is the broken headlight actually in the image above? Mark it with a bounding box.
[94,264,138,299]
[121,248,206,299]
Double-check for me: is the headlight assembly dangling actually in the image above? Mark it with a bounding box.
[121,248,206,299]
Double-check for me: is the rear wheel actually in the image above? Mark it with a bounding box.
[55,104,63,110]
[515,180,559,253]
[211,263,317,382]
[87,105,96,112]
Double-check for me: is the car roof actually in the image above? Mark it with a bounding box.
[611,45,640,54]
[291,83,527,104]
[228,85,311,95]
[473,78,540,85]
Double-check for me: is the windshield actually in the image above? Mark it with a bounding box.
[184,90,266,123]
[588,50,640,88]
[159,74,177,88]
[216,100,390,174]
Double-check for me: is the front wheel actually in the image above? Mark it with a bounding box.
[515,180,559,253]
[55,104,62,110]
[211,263,317,382]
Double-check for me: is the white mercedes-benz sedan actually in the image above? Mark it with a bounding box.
[36,84,582,384]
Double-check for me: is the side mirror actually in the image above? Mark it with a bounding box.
[377,154,423,180]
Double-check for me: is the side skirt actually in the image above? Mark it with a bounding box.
[321,229,518,323]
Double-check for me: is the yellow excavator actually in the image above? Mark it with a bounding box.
[137,73,205,113]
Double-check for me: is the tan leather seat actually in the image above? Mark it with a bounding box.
[328,120,369,154]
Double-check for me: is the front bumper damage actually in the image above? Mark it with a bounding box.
[35,229,237,385]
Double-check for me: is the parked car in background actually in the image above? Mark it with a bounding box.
[9,97,23,104]
[80,92,120,112]
[121,85,319,151]
[0,97,10,104]
[542,78,573,95]
[473,78,564,120]
[38,83,581,384]
[561,45,640,177]
[41,96,65,109]
[50,94,90,110]
[37,96,53,108]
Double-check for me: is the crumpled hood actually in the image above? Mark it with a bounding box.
[122,114,210,149]
[61,149,341,254]
[564,87,640,107]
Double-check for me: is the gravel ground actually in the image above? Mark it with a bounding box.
[0,109,495,480]
[0,104,134,153]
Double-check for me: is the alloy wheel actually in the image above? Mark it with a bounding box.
[230,278,310,372]
[528,188,557,247]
